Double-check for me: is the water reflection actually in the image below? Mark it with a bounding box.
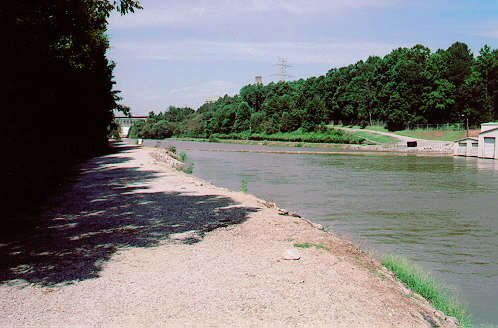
[147,140,498,325]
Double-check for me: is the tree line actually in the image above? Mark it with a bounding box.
[4,0,141,216]
[131,42,497,140]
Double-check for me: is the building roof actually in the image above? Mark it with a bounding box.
[479,127,498,135]
[454,137,478,142]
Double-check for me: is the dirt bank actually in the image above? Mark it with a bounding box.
[0,143,457,327]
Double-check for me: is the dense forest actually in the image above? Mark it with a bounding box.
[130,42,498,140]
[4,1,141,215]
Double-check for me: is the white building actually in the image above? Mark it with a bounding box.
[454,122,498,159]
[453,137,478,157]
[478,122,498,159]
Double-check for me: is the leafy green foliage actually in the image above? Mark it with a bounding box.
[134,42,493,146]
[141,41,497,141]
[107,119,122,140]
[210,129,363,144]
[5,0,142,215]
[128,107,192,139]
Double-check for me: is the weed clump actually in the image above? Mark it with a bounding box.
[240,179,248,193]
[183,163,193,174]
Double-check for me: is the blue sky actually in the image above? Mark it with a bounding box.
[107,0,498,116]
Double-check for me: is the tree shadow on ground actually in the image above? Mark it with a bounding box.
[0,145,259,286]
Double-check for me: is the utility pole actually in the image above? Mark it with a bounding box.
[466,117,469,137]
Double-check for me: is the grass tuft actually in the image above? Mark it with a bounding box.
[183,163,193,174]
[382,254,471,327]
[293,243,312,248]
[240,179,248,193]
[313,243,329,251]
[293,242,329,251]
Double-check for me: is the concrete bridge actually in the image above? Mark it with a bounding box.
[115,116,147,137]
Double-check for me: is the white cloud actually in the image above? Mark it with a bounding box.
[169,80,238,99]
[111,39,403,66]
[484,29,498,39]
[109,0,399,28]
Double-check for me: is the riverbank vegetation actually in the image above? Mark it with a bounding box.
[382,255,471,327]
[5,1,141,216]
[209,129,365,144]
[128,41,497,144]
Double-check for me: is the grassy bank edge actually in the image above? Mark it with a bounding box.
[330,124,467,142]
[381,254,472,327]
[170,137,347,150]
[146,143,469,325]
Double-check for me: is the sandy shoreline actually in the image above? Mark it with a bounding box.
[0,143,457,327]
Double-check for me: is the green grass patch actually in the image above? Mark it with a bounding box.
[293,242,329,251]
[183,163,193,174]
[313,243,329,251]
[240,179,248,193]
[293,243,312,248]
[330,124,466,141]
[350,131,399,144]
[382,254,471,327]
[363,125,465,141]
[178,152,186,162]
[391,129,466,141]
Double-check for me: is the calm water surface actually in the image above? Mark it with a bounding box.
[146,140,498,325]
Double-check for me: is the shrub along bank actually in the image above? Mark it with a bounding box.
[207,129,365,144]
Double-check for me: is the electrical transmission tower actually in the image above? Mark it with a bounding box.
[272,56,293,82]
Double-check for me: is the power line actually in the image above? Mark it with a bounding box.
[272,56,294,82]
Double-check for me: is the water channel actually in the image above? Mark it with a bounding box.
[144,139,498,325]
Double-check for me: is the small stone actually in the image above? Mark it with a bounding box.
[283,248,300,260]
[434,310,445,320]
[445,316,459,326]
[327,268,337,276]
[278,208,289,215]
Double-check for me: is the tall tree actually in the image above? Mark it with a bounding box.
[4,0,142,214]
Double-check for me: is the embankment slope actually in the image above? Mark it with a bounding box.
[0,143,456,327]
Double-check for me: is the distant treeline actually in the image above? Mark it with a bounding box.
[130,42,497,140]
[4,1,141,215]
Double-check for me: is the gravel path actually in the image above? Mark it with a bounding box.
[0,143,456,327]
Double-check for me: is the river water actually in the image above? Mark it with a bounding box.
[144,140,498,325]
